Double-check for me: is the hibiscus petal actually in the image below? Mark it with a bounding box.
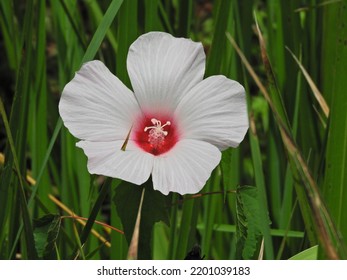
[76,140,154,185]
[127,32,205,113]
[174,75,249,150]
[59,60,140,141]
[152,139,221,195]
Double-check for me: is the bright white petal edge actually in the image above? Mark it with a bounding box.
[127,32,206,113]
[175,75,249,151]
[59,60,140,142]
[76,140,154,185]
[152,139,221,195]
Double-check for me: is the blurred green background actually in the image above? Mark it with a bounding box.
[0,0,346,260]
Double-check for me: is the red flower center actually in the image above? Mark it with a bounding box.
[133,113,179,155]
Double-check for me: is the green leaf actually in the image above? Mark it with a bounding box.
[322,0,347,258]
[113,180,170,259]
[144,0,161,33]
[33,214,61,260]
[220,148,234,190]
[289,245,318,260]
[176,0,192,37]
[201,169,221,259]
[173,196,199,260]
[0,0,38,260]
[205,0,232,76]
[116,0,138,87]
[196,223,304,238]
[236,186,267,259]
[79,177,112,248]
[82,0,124,64]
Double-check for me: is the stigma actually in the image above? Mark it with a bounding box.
[144,118,171,147]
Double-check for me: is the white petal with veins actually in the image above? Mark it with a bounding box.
[77,140,154,185]
[152,139,221,195]
[175,75,248,150]
[59,60,140,142]
[127,32,205,113]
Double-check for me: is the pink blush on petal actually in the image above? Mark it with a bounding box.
[133,112,179,156]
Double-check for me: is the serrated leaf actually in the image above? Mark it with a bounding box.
[33,214,61,259]
[236,186,264,259]
[113,179,171,259]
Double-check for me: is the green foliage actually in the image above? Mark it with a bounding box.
[0,0,347,260]
[33,214,61,260]
[322,0,347,258]
[236,186,269,259]
[113,180,171,259]
[289,245,318,260]
[82,0,124,64]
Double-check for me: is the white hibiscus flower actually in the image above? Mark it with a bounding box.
[59,32,248,195]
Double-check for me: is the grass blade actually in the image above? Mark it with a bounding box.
[116,0,138,86]
[227,32,344,259]
[78,177,112,251]
[286,47,329,118]
[82,0,124,64]
[0,98,37,259]
[322,0,347,258]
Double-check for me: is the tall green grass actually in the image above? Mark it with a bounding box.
[0,0,346,260]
